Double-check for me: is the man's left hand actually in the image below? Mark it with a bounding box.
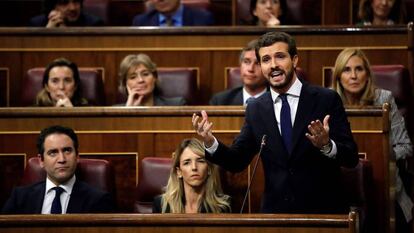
[305,115,330,149]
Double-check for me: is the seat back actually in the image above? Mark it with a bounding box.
[340,158,373,232]
[83,0,109,24]
[134,157,172,213]
[117,67,199,105]
[224,66,307,89]
[21,67,106,106]
[20,157,116,195]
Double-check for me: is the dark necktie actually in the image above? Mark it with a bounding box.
[50,186,64,214]
[280,94,292,154]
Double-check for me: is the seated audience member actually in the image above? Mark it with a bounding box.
[357,0,407,25]
[153,138,231,213]
[35,58,88,107]
[242,0,286,26]
[29,0,104,27]
[117,54,186,106]
[210,39,268,105]
[1,125,115,214]
[132,0,214,26]
[332,48,413,232]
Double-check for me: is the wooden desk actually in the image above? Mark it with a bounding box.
[0,106,391,232]
[0,25,412,106]
[0,212,358,233]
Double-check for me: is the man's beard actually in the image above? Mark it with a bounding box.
[269,67,295,91]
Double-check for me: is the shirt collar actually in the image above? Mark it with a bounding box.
[159,4,184,26]
[243,87,267,102]
[270,76,302,103]
[45,174,76,195]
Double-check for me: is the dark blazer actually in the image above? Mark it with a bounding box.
[1,180,115,214]
[152,195,231,213]
[209,86,244,105]
[132,6,214,26]
[29,12,104,26]
[206,82,359,214]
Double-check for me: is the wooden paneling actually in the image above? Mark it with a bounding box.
[0,106,391,232]
[0,213,358,233]
[0,68,8,106]
[0,26,411,106]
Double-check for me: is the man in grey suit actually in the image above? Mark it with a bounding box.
[2,125,115,214]
[210,39,268,106]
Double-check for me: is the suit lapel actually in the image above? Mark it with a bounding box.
[290,83,316,157]
[33,182,46,213]
[152,12,160,26]
[234,89,243,105]
[66,180,84,213]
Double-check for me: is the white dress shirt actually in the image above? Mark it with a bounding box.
[41,175,76,214]
[242,87,267,106]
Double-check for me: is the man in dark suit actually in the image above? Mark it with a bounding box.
[132,0,214,26]
[29,0,104,27]
[193,31,359,214]
[210,39,268,105]
[1,125,114,214]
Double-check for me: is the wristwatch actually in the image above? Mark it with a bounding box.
[320,140,333,154]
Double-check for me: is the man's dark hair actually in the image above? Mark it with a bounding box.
[37,125,79,159]
[44,0,83,15]
[255,31,297,63]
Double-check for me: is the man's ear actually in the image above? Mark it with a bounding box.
[38,154,44,168]
[292,55,299,68]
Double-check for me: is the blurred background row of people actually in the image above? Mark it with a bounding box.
[2,0,412,27]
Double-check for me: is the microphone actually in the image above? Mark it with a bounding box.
[240,135,267,213]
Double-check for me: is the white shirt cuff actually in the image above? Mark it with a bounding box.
[323,139,337,158]
[205,137,219,154]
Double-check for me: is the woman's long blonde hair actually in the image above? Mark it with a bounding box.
[332,48,376,106]
[161,138,231,213]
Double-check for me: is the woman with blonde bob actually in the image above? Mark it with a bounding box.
[117,53,186,106]
[333,48,413,231]
[153,138,231,213]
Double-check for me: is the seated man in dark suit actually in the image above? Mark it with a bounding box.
[1,125,115,214]
[210,39,268,105]
[29,0,104,27]
[132,0,214,26]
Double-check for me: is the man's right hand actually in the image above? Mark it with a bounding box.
[192,110,215,147]
[46,10,65,28]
